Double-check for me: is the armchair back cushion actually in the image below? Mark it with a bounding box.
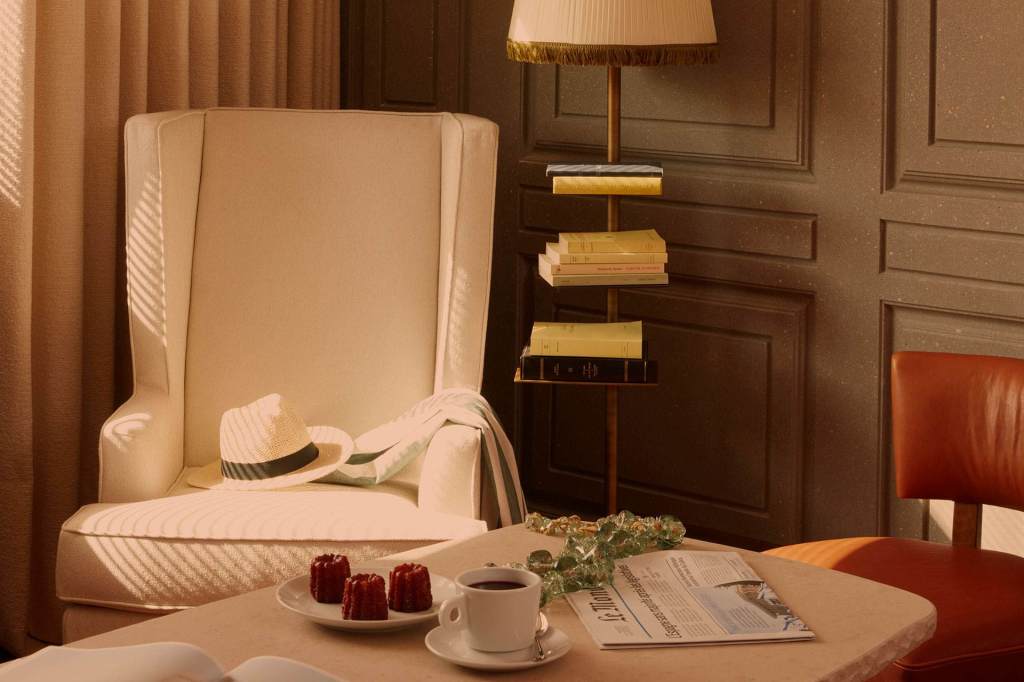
[187,110,440,464]
[892,351,1024,511]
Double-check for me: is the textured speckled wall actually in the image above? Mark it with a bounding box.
[345,0,1024,552]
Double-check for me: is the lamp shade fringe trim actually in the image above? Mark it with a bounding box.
[506,39,718,66]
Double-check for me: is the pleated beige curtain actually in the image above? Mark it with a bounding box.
[0,0,340,654]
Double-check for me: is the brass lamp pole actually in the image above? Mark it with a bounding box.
[507,0,718,516]
[606,66,621,513]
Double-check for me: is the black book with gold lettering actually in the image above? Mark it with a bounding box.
[519,347,657,384]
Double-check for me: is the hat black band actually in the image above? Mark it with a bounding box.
[221,441,320,481]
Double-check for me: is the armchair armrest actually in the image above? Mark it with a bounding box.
[417,423,483,525]
[98,387,183,503]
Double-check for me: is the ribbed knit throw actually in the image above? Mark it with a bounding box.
[318,389,527,527]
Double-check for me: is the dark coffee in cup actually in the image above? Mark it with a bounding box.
[443,566,542,651]
[468,580,526,591]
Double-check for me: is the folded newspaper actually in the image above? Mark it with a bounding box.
[567,550,814,649]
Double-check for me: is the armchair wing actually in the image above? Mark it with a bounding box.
[434,114,499,392]
[100,111,203,502]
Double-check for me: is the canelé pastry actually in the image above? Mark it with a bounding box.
[388,562,433,612]
[342,573,388,620]
[309,553,351,604]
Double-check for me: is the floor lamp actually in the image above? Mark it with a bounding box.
[507,0,719,514]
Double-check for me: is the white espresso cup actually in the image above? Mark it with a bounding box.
[438,566,541,652]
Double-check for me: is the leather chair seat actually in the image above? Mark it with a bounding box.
[766,537,1024,680]
[57,473,486,613]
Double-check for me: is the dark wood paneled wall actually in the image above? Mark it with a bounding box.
[344,0,1024,549]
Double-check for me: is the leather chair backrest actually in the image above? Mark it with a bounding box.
[892,351,1024,512]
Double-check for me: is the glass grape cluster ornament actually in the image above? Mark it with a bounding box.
[517,510,686,606]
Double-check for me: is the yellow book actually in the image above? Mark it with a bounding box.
[552,176,662,196]
[530,321,643,359]
[539,269,668,288]
[546,242,668,265]
[559,229,665,254]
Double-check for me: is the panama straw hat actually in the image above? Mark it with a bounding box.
[187,393,352,490]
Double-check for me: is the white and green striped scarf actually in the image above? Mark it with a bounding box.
[318,389,527,527]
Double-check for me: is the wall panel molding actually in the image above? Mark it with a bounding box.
[523,0,813,173]
[883,0,1024,197]
[882,220,1024,287]
[517,275,810,545]
[344,0,464,111]
[522,189,817,261]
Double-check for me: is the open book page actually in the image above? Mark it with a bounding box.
[0,642,224,682]
[0,642,344,682]
[226,656,341,682]
[567,550,814,650]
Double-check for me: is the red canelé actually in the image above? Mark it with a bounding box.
[388,562,433,612]
[309,553,351,604]
[342,573,388,620]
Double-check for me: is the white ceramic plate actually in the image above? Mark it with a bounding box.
[425,623,571,671]
[276,561,455,632]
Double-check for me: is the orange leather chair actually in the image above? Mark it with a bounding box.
[765,351,1024,681]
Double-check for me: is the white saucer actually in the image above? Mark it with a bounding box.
[276,561,456,632]
[424,624,572,671]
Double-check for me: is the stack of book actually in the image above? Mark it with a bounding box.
[539,228,669,287]
[519,321,657,385]
[546,162,663,196]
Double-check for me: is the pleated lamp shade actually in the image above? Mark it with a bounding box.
[507,0,718,67]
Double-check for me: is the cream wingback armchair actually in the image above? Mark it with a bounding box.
[56,109,499,641]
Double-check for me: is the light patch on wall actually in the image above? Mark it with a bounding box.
[127,173,169,345]
[65,488,483,606]
[0,0,25,207]
[102,412,153,454]
[445,264,473,371]
[81,533,358,606]
[929,499,1024,558]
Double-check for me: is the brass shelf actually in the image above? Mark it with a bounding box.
[541,282,669,288]
[514,368,657,387]
[551,191,663,197]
